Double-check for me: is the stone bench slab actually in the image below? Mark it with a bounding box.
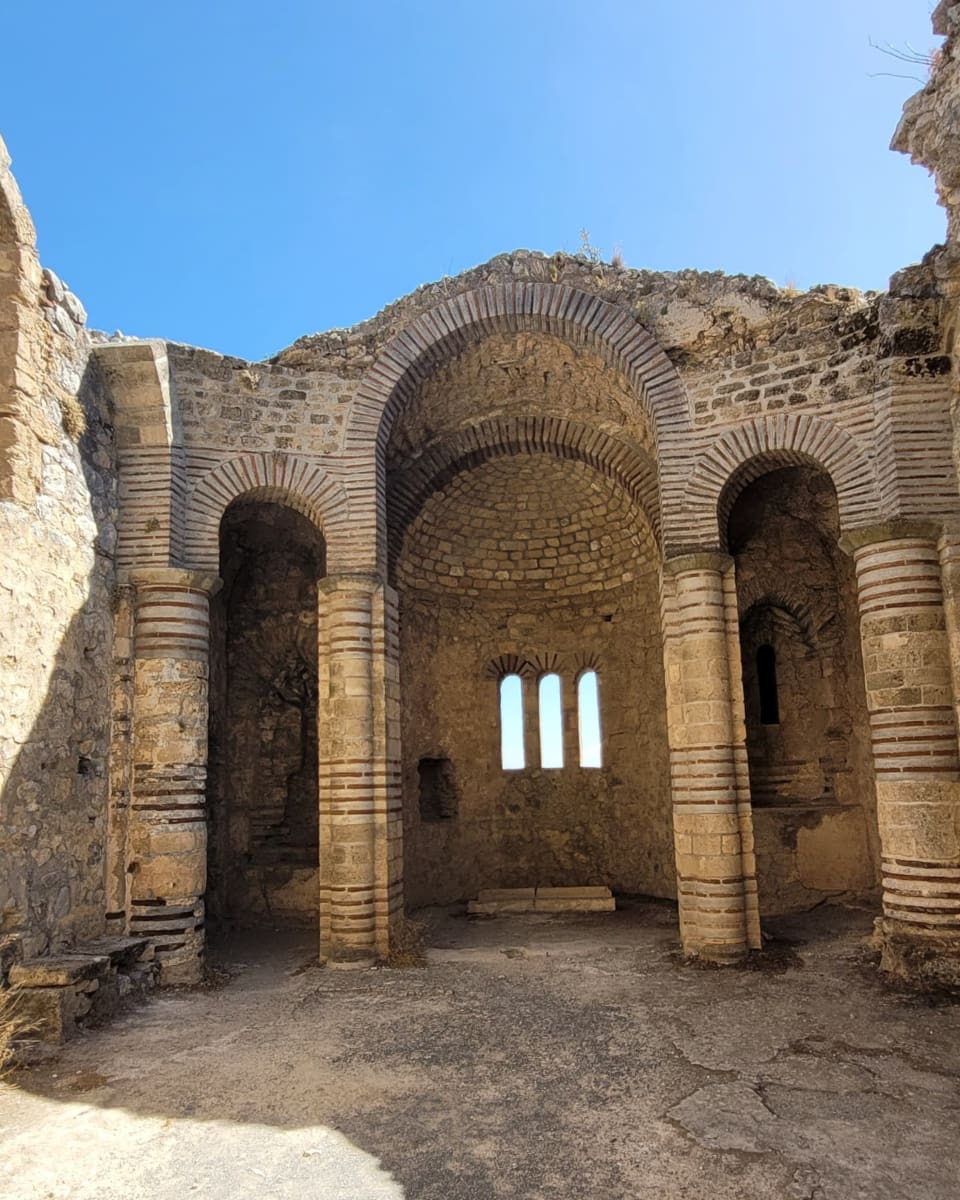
[9,954,110,988]
[81,937,153,967]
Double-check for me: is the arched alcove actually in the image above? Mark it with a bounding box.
[387,329,672,908]
[206,499,326,929]
[725,464,878,914]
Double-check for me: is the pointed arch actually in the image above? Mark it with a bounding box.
[183,452,351,572]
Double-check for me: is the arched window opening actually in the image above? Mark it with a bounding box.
[500,674,525,769]
[577,671,603,768]
[539,674,564,769]
[757,644,780,725]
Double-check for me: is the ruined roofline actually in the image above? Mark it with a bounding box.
[92,250,895,379]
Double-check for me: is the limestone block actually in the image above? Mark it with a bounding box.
[81,936,152,967]
[797,807,874,893]
[9,985,91,1043]
[133,852,207,898]
[9,954,109,988]
[876,780,960,861]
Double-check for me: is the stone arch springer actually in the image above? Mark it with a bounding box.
[675,413,881,552]
[183,451,351,572]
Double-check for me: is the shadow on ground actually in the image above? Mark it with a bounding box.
[1,901,959,1199]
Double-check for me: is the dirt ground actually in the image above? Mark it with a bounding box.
[1,901,959,1200]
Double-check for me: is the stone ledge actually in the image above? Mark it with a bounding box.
[9,954,110,988]
[468,886,615,915]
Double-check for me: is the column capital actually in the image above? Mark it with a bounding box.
[839,519,942,556]
[126,567,222,597]
[662,551,733,578]
[318,572,386,596]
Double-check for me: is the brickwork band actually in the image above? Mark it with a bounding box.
[128,567,220,985]
[661,553,753,961]
[843,522,960,984]
[318,575,402,962]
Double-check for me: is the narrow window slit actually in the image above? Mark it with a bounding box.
[500,674,525,769]
[757,644,780,725]
[538,673,564,769]
[578,670,602,768]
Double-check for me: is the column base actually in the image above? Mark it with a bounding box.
[877,917,960,991]
[694,942,748,966]
[324,946,377,970]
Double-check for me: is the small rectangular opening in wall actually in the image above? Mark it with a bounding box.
[418,757,458,821]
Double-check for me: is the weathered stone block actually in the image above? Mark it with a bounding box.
[9,953,109,988]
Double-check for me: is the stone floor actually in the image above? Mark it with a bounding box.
[1,901,959,1199]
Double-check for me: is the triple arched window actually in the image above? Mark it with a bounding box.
[499,670,602,770]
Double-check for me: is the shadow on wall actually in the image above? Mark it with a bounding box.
[0,355,118,960]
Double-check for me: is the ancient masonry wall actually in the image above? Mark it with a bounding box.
[6,0,960,988]
[0,137,117,960]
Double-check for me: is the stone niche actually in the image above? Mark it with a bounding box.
[387,332,673,908]
[727,466,879,913]
[207,500,325,928]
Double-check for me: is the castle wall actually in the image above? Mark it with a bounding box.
[0,139,117,959]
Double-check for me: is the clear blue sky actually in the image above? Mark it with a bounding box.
[0,2,945,361]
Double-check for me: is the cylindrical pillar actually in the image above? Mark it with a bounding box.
[842,521,960,987]
[318,575,401,963]
[128,568,220,985]
[661,553,751,962]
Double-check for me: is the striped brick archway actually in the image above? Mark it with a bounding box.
[386,415,661,574]
[674,413,881,552]
[182,451,351,572]
[343,281,686,571]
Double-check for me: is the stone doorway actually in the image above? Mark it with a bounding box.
[206,499,326,931]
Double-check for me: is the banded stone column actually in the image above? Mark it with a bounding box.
[318,575,402,963]
[842,521,960,986]
[661,553,752,962]
[128,568,220,985]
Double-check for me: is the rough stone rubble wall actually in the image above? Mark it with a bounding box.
[0,136,117,959]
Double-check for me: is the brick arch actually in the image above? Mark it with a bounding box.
[736,585,819,651]
[386,415,660,571]
[183,452,351,572]
[675,414,880,551]
[344,282,684,571]
[347,282,684,457]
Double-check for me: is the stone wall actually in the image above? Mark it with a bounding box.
[0,136,117,959]
[5,11,960,988]
[397,455,671,906]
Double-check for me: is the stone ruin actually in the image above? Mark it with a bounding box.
[4,2,960,1046]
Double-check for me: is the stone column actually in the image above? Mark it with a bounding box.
[128,567,220,985]
[661,553,753,962]
[842,521,960,987]
[523,676,542,769]
[318,575,402,963]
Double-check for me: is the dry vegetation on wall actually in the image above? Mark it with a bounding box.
[0,993,35,1074]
